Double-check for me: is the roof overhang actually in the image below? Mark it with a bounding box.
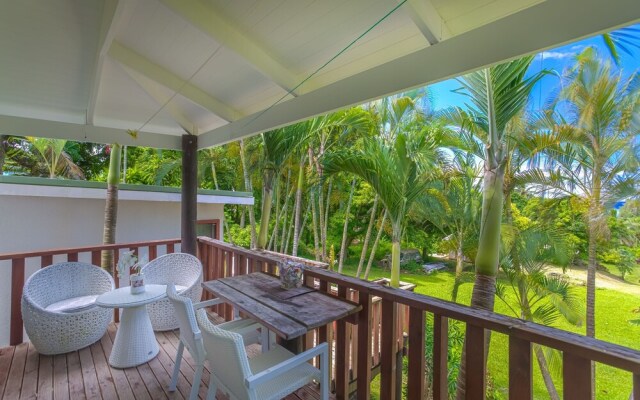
[1,0,639,150]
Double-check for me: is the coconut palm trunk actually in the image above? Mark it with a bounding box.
[257,168,275,249]
[364,210,387,280]
[356,195,378,278]
[292,157,305,256]
[337,178,356,273]
[240,139,257,248]
[0,135,7,174]
[101,144,122,271]
[211,160,234,244]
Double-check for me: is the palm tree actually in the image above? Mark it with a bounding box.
[323,97,445,287]
[533,48,640,339]
[5,137,85,179]
[101,143,122,270]
[257,125,307,249]
[497,225,583,400]
[449,57,546,398]
[600,25,640,66]
[414,150,482,301]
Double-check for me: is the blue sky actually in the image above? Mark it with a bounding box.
[427,23,640,112]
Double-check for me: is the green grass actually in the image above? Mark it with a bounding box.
[336,260,640,399]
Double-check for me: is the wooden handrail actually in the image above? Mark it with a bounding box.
[304,268,640,374]
[0,238,181,261]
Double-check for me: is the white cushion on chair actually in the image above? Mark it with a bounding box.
[45,295,98,313]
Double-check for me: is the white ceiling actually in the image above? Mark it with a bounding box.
[0,0,639,149]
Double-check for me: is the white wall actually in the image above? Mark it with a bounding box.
[0,193,224,347]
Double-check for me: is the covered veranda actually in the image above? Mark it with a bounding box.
[2,0,640,399]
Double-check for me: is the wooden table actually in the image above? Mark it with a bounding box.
[202,272,361,352]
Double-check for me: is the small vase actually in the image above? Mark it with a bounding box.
[130,273,145,294]
[279,261,304,289]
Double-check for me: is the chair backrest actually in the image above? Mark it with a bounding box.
[142,253,202,287]
[166,284,206,362]
[23,262,114,307]
[196,310,253,400]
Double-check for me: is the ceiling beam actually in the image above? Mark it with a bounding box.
[198,0,640,148]
[119,65,197,135]
[86,0,134,125]
[108,41,240,122]
[400,0,451,45]
[160,0,299,95]
[0,115,182,149]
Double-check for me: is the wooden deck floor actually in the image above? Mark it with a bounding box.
[0,319,330,400]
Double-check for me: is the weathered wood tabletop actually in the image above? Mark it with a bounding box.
[202,272,361,340]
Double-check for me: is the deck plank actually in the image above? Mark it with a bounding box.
[0,346,16,398]
[154,333,195,399]
[4,342,29,399]
[159,331,210,400]
[19,342,39,400]
[106,324,151,400]
[65,351,86,400]
[89,341,118,399]
[78,347,101,399]
[52,354,69,400]
[99,326,134,400]
[136,363,168,400]
[37,354,54,400]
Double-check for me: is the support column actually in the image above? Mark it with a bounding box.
[181,134,198,255]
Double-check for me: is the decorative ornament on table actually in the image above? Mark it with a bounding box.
[279,260,305,289]
[117,250,148,294]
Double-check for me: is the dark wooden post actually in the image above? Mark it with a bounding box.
[181,134,198,255]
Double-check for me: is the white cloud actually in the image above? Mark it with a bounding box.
[535,50,576,60]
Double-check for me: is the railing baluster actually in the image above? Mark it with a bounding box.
[113,250,120,322]
[634,374,640,400]
[67,252,78,262]
[225,250,233,320]
[10,258,25,345]
[433,314,448,400]
[91,251,100,266]
[41,254,53,268]
[509,336,532,400]
[335,285,349,400]
[465,324,486,400]
[563,351,592,400]
[408,307,425,400]
[149,245,158,261]
[167,243,175,253]
[356,291,372,400]
[380,299,398,400]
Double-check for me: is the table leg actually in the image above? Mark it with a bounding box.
[282,337,304,354]
[109,305,159,368]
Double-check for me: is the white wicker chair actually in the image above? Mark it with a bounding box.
[196,310,329,400]
[142,253,203,331]
[166,284,262,400]
[21,262,114,355]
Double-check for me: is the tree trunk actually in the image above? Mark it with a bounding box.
[322,179,333,260]
[0,135,7,174]
[240,139,257,248]
[309,187,321,260]
[292,157,305,256]
[257,169,275,249]
[338,178,356,273]
[101,144,122,271]
[279,169,293,253]
[268,178,281,251]
[211,160,234,244]
[364,210,387,280]
[318,181,326,260]
[239,207,246,228]
[357,195,378,278]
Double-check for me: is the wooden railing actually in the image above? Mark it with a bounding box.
[197,238,640,400]
[1,238,181,346]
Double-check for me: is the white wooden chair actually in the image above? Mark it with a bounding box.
[196,310,329,400]
[165,284,261,400]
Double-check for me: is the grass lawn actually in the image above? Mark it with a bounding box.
[336,261,640,399]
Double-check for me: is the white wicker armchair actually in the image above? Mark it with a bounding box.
[142,253,203,331]
[21,262,114,355]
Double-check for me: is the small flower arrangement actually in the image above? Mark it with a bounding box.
[117,251,148,294]
[117,250,147,276]
[279,260,304,289]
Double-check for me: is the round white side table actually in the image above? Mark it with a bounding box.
[96,284,166,368]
